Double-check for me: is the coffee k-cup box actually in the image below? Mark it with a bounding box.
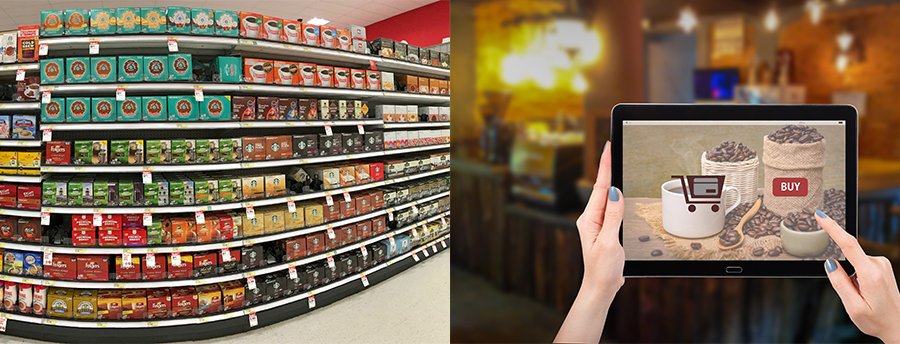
[143,56,168,81]
[371,38,393,58]
[320,26,337,48]
[212,56,241,83]
[282,20,302,43]
[215,10,239,36]
[41,58,65,84]
[42,99,65,123]
[260,16,282,41]
[350,69,366,89]
[41,10,65,36]
[168,53,192,81]
[65,9,90,35]
[142,96,167,121]
[167,7,191,34]
[90,57,117,83]
[239,12,263,39]
[92,97,117,122]
[301,23,319,46]
[117,7,141,34]
[141,7,167,33]
[66,57,90,83]
[298,63,316,86]
[336,29,351,50]
[191,8,215,35]
[168,95,198,121]
[66,97,90,123]
[118,55,143,82]
[90,8,117,35]
[232,96,255,120]
[200,96,231,121]
[273,60,299,85]
[333,67,350,88]
[297,99,316,120]
[17,26,39,62]
[244,58,273,83]
[118,96,142,122]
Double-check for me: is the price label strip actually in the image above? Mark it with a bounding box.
[146,252,157,268]
[361,275,369,287]
[325,195,334,206]
[248,312,258,327]
[245,206,255,219]
[93,213,102,227]
[287,200,296,213]
[195,210,205,224]
[168,39,178,52]
[42,129,52,142]
[247,276,257,290]
[308,295,316,309]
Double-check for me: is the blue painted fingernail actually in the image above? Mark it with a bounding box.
[604,140,610,152]
[816,208,827,218]
[609,186,619,202]
[825,257,838,273]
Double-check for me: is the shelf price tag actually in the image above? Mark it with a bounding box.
[41,91,50,104]
[38,43,48,56]
[195,210,205,224]
[412,252,419,262]
[388,235,396,252]
[142,170,152,184]
[194,88,203,101]
[248,312,258,327]
[0,316,7,332]
[15,69,24,81]
[89,41,99,54]
[40,211,50,226]
[357,124,365,135]
[324,124,333,136]
[441,240,447,248]
[116,88,126,101]
[432,244,438,253]
[93,213,102,227]
[423,247,429,257]
[146,253,156,268]
[308,295,316,309]
[288,266,298,279]
[167,39,178,52]
[245,206,255,219]
[287,200,296,213]
[326,228,336,239]
[122,253,133,268]
[42,129,52,142]
[325,195,334,206]
[326,256,335,269]
[369,60,377,70]
[388,211,393,221]
[360,246,367,257]
[43,251,52,266]
[247,276,257,290]
[411,204,418,214]
[361,275,369,287]
[441,216,446,225]
[343,192,351,203]
[221,248,232,262]
[143,212,152,226]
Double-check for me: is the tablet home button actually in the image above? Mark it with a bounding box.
[725,266,743,274]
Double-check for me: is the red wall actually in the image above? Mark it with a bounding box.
[365,0,449,47]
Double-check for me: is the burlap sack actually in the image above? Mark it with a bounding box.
[701,151,758,209]
[762,135,826,217]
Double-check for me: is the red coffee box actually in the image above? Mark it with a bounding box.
[0,216,15,240]
[142,254,167,280]
[0,184,15,208]
[72,229,96,246]
[123,227,146,246]
[19,217,41,242]
[358,219,372,239]
[170,286,197,317]
[72,214,93,231]
[122,213,142,228]
[97,290,122,320]
[316,65,333,87]
[121,289,147,320]
[213,213,236,241]
[17,185,40,209]
[115,255,141,280]
[306,232,325,256]
[192,252,217,278]
[167,253,193,279]
[372,215,386,235]
[369,162,384,181]
[325,227,342,250]
[350,69,366,89]
[44,253,77,280]
[77,255,110,281]
[282,237,306,261]
[147,288,171,319]
[99,214,122,231]
[98,229,122,246]
[46,141,71,165]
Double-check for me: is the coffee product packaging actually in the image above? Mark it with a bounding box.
[201,95,231,121]
[45,253,77,280]
[41,58,65,84]
[76,255,110,281]
[45,141,71,165]
[333,67,350,88]
[345,25,366,40]
[212,56,241,82]
[17,185,40,209]
[17,76,40,101]
[92,97,117,122]
[118,55,143,82]
[281,20,302,43]
[215,10,239,36]
[41,10,66,36]
[90,56,117,83]
[63,57,89,83]
[116,7,141,34]
[393,41,407,60]
[301,23,319,46]
[260,16,282,41]
[140,7,167,33]
[297,62,316,86]
[256,97,279,120]
[122,289,147,319]
[353,38,367,54]
[146,288,170,319]
[42,99,65,123]
[47,287,72,318]
[232,96,256,120]
[239,12,263,38]
[335,29,351,50]
[16,26,38,62]
[23,251,42,274]
[367,70,381,90]
[382,72,395,91]
[316,65,333,87]
[143,254,166,280]
[191,8,214,35]
[320,26,337,48]
[265,136,292,160]
[273,60,299,85]
[196,283,221,315]
[297,99,317,120]
[64,9,90,35]
[0,34,16,64]
[167,95,198,121]
[170,287,196,317]
[244,58,273,83]
[90,8,117,35]
[350,69,366,89]
[408,45,420,62]
[168,53,192,81]
[166,7,191,33]
[418,76,430,93]
[277,98,297,120]
[143,56,168,81]
[372,38,393,57]
[142,96,167,121]
[118,97,142,122]
[115,256,141,280]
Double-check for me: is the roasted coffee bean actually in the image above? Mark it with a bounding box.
[753,247,765,256]
[639,235,650,242]
[651,250,663,257]
[691,243,701,250]
[784,208,823,232]
[824,188,847,229]
[706,140,757,162]
[768,248,781,257]
[719,228,741,247]
[767,124,824,144]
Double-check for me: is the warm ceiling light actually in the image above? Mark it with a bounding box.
[836,0,847,4]
[837,31,853,51]
[307,17,329,26]
[572,73,587,93]
[765,8,779,31]
[642,18,650,31]
[806,0,825,24]
[678,7,697,33]
[836,53,848,72]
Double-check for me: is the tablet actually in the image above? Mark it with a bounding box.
[611,104,857,277]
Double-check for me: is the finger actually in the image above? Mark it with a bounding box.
[581,141,612,232]
[599,186,624,244]
[816,209,871,271]
[825,257,864,308]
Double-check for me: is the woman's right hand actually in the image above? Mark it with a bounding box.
[815,209,900,344]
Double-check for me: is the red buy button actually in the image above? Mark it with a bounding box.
[773,178,808,197]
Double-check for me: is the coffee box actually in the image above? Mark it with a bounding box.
[166,7,191,34]
[263,206,285,233]
[265,174,286,197]
[241,137,266,161]
[393,41,407,60]
[285,204,304,229]
[297,98,316,120]
[318,134,341,157]
[297,62,316,86]
[123,227,145,246]
[441,52,450,68]
[273,60,299,85]
[115,256,141,280]
[62,98,88,124]
[168,53,192,81]
[358,219,373,239]
[11,114,35,140]
[200,95,231,121]
[338,100,349,119]
[430,78,440,94]
[167,253,193,279]
[170,287,196,317]
[48,287,73,318]
[244,58,273,83]
[292,134,318,158]
[16,76,40,102]
[339,194,357,217]
[117,97,142,122]
[277,98,297,120]
[382,71,395,91]
[15,26,37,62]
[143,254,166,280]
[334,67,350,88]
[241,244,264,270]
[0,186,14,208]
[219,281,245,311]
[90,8,117,35]
[260,16,282,41]
[399,75,418,93]
[301,23,319,46]
[239,12,263,38]
[302,202,324,226]
[281,20,302,43]
[218,247,240,274]
[92,97,117,122]
[283,237,306,260]
[90,56,117,83]
[143,56,168,81]
[241,175,264,199]
[215,10,239,36]
[256,96,279,120]
[352,38,367,54]
[76,255,109,281]
[356,164,371,185]
[212,56,241,82]
[193,252,217,278]
[431,50,441,66]
[372,38,393,57]
[41,10,66,36]
[45,254,77,280]
[97,290,121,320]
[146,288,169,319]
[336,29,351,50]
[196,283,221,315]
[121,289,147,319]
[350,69,366,89]
[142,96,167,121]
[321,201,341,222]
[420,48,431,64]
[316,65,333,87]
[21,219,41,243]
[41,99,65,123]
[367,70,381,90]
[191,8,214,35]
[118,55,143,82]
[168,95,198,121]
[141,7,167,33]
[0,34,15,64]
[319,99,337,120]
[117,7,141,34]
[41,58,65,84]
[418,76,430,93]
[265,136,292,160]
[306,232,325,256]
[65,57,90,83]
[233,96,256,120]
[243,215,264,237]
[408,45,419,62]
[16,185,38,209]
[320,26,337,48]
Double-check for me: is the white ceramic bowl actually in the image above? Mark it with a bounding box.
[779,219,831,257]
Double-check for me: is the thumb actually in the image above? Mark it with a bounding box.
[825,257,863,309]
[599,186,624,244]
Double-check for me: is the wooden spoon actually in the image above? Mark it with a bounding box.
[718,198,761,250]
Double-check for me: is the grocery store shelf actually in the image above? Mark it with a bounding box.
[383,144,450,155]
[41,83,238,96]
[240,151,384,169]
[376,58,450,78]
[383,122,450,129]
[43,121,242,131]
[0,175,43,183]
[379,92,451,105]
[238,119,383,128]
[235,38,374,66]
[0,62,39,76]
[42,162,243,173]
[0,102,40,113]
[0,207,41,218]
[39,35,236,52]
[233,84,379,98]
[0,139,41,146]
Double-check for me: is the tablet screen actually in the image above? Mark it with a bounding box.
[622,120,846,261]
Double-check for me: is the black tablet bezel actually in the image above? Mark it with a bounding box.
[612,104,858,277]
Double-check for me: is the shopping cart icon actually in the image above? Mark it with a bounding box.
[671,175,727,213]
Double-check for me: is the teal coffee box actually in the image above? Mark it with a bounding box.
[66,97,90,123]
[201,96,231,121]
[118,55,143,82]
[40,10,65,36]
[90,57,117,82]
[92,97,117,122]
[90,8,117,35]
[168,96,198,121]
[64,9,90,35]
[191,8,215,35]
[118,97,142,122]
[141,7,167,33]
[65,57,90,83]
[168,53,192,81]
[166,7,191,34]
[214,10,239,36]
[116,7,141,34]
[143,96,167,121]
[212,56,241,82]
[143,56,168,81]
[42,98,65,123]
[40,58,64,84]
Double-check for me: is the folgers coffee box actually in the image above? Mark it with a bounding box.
[301,23,319,46]
[117,7,141,34]
[40,58,64,84]
[232,96,255,120]
[115,256,141,280]
[196,283,221,315]
[367,70,381,90]
[143,56,168,81]
[282,20,302,43]
[48,287,73,318]
[200,95,231,121]
[273,60,299,85]
[193,252,217,278]
[141,7,167,33]
[168,53,192,81]
[191,8,214,35]
[260,16,282,41]
[66,97,90,122]
[142,254,166,280]
[92,97,117,122]
[146,288,170,319]
[239,12,263,38]
[215,10,239,36]
[122,289,147,319]
[91,56,117,83]
[219,281,244,311]
[168,95,198,121]
[41,10,65,36]
[212,56,241,82]
[66,57,90,83]
[90,8,117,35]
[298,63,316,86]
[244,58,273,83]
[305,232,325,256]
[171,286,197,317]
[118,97,142,121]
[256,96,279,120]
[142,96,167,121]
[316,65,333,87]
[97,290,122,320]
[76,255,110,281]
[166,7,191,34]
[118,55,143,82]
[45,254,77,280]
[167,253,193,279]
[45,139,72,164]
[219,248,240,275]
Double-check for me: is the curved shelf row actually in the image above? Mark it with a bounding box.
[0,139,41,146]
[0,175,44,183]
[43,119,385,131]
[0,102,40,113]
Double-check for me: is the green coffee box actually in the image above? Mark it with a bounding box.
[65,57,90,83]
[145,140,162,164]
[196,139,210,163]
[40,10,65,36]
[211,56,241,83]
[92,97,117,122]
[141,7,166,33]
[169,180,185,205]
[93,181,108,206]
[200,96,231,121]
[110,140,129,165]
[40,58,65,84]
[147,221,163,245]
[90,8,117,35]
[214,10,239,37]
[191,8,214,35]
[66,97,90,123]
[118,55,143,82]
[118,180,134,206]
[65,9,90,35]
[168,95,198,121]
[42,181,56,205]
[194,180,209,204]
[143,96,167,121]
[166,7,191,34]
[67,182,83,206]
[73,141,91,165]
[219,138,233,162]
[171,139,186,163]
[143,56,168,81]
[118,97,142,122]
[144,182,160,205]
[217,177,233,202]
[42,98,65,123]
[116,7,141,34]
[90,57,117,83]
[168,54,192,81]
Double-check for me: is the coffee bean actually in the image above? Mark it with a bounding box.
[753,247,764,256]
[691,243,701,250]
[768,124,824,144]
[706,141,757,162]
[639,235,650,242]
[784,208,823,232]
[651,250,663,257]
[768,249,781,257]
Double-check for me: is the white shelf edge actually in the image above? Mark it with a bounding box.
[0,139,41,147]
[239,120,383,128]
[383,122,450,129]
[0,207,41,218]
[43,163,243,173]
[43,122,242,131]
[0,175,43,183]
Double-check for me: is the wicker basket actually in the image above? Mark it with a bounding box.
[701,151,759,209]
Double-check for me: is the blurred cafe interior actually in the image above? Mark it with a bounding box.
[450,0,900,342]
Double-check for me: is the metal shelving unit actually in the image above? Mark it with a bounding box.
[0,139,41,147]
[0,102,40,113]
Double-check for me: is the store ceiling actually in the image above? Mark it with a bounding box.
[0,0,439,32]
[644,0,807,22]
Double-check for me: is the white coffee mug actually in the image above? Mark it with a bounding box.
[243,17,259,38]
[285,24,299,43]
[278,67,292,84]
[250,64,267,82]
[338,35,350,49]
[304,27,317,45]
[661,179,741,238]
